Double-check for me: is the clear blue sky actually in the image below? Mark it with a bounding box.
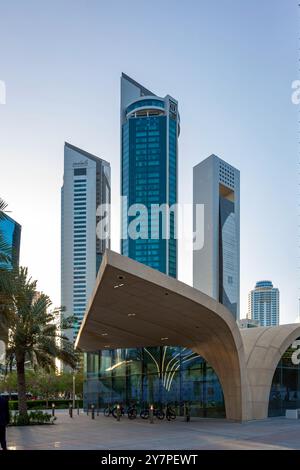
[0,0,298,323]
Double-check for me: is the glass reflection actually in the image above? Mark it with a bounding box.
[84,346,225,417]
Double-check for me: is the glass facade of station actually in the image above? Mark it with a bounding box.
[84,339,300,418]
[84,347,225,417]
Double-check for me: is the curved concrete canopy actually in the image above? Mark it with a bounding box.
[75,250,300,421]
[76,250,248,421]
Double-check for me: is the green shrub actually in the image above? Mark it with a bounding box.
[8,399,83,410]
[10,411,56,426]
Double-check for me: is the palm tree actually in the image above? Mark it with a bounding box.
[4,267,76,420]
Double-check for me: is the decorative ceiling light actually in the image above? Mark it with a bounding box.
[113,283,124,289]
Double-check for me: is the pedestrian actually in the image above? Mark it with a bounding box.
[0,395,9,451]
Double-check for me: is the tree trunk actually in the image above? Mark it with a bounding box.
[16,358,28,418]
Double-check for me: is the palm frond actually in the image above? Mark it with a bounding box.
[0,197,8,221]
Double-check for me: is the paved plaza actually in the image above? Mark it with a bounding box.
[5,410,300,450]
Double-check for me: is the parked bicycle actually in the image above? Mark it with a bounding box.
[127,404,137,420]
[140,405,165,420]
[104,405,114,417]
[165,403,176,421]
[112,405,126,419]
[105,404,136,419]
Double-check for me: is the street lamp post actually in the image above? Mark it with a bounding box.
[150,404,154,424]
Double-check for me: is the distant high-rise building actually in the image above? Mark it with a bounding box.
[120,73,179,277]
[0,214,21,269]
[193,154,240,319]
[248,280,279,326]
[61,142,110,341]
[237,318,259,329]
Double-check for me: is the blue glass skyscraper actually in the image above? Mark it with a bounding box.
[121,73,179,277]
[0,214,21,269]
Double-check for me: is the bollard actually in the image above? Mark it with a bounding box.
[69,403,73,418]
[87,405,89,416]
[91,404,95,420]
[149,404,154,424]
[77,400,80,415]
[116,404,121,422]
[52,403,55,417]
[185,403,190,422]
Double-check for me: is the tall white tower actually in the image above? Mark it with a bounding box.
[61,142,110,341]
[248,281,279,326]
[193,154,240,319]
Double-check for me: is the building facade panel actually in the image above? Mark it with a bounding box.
[193,155,240,319]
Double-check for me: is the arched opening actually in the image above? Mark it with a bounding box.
[268,337,300,417]
[241,324,300,420]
